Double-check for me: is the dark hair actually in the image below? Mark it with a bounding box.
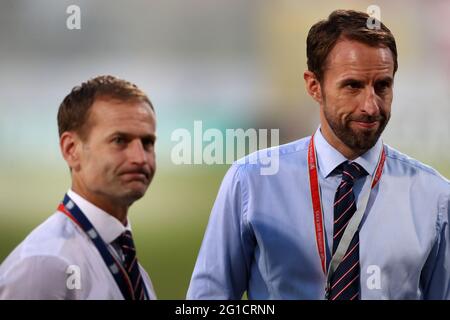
[57,75,154,140]
[307,9,398,82]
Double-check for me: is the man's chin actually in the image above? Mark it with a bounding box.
[347,130,380,152]
[121,185,149,203]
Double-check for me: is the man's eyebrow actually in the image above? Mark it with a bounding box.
[340,78,364,83]
[108,131,129,138]
[337,78,365,86]
[108,131,156,140]
[376,76,394,84]
[337,76,394,86]
[142,134,157,142]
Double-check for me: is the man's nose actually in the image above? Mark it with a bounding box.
[362,87,380,117]
[128,139,147,165]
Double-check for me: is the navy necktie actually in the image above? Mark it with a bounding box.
[328,161,368,300]
[115,230,148,300]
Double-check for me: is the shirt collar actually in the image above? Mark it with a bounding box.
[313,126,383,179]
[67,189,132,244]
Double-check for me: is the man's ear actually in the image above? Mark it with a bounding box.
[304,71,323,104]
[60,132,82,171]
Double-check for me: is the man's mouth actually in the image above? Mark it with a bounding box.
[352,120,379,129]
[120,170,150,182]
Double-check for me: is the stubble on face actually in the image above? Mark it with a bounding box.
[318,39,394,157]
[322,97,390,154]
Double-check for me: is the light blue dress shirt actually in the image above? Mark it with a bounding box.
[187,128,450,300]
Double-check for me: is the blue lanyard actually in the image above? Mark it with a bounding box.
[58,194,149,300]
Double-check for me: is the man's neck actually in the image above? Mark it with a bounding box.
[71,185,129,226]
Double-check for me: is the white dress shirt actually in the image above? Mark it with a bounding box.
[0,189,156,299]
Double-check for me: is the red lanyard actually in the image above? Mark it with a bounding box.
[307,134,386,274]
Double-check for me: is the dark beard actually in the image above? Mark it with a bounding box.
[323,106,389,155]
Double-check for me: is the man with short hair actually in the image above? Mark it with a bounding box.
[188,10,450,299]
[0,75,157,299]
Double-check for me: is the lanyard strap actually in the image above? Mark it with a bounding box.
[58,194,149,300]
[307,134,386,284]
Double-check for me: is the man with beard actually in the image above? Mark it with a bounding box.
[0,75,157,299]
[187,10,450,300]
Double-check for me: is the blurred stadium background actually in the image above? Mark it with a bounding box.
[0,0,449,299]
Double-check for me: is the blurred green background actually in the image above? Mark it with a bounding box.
[1,0,449,299]
[0,164,230,299]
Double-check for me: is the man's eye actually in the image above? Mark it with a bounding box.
[376,81,391,92]
[346,81,362,89]
[142,138,155,150]
[113,137,126,145]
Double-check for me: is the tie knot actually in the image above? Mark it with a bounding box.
[115,230,135,250]
[340,161,367,183]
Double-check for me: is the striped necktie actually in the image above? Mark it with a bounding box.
[328,161,368,300]
[115,230,148,300]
